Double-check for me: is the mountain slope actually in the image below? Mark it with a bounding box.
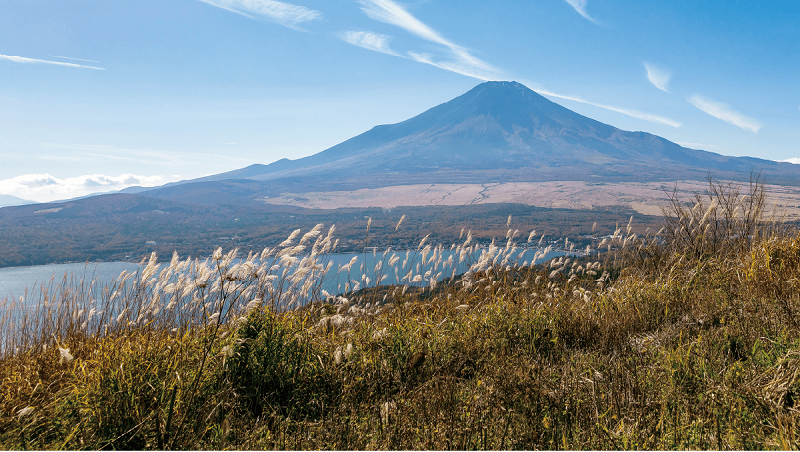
[187,81,794,189]
[0,194,34,208]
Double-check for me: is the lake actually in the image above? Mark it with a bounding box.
[1,247,570,304]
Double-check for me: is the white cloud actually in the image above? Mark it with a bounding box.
[780,158,800,164]
[676,142,719,150]
[39,143,253,167]
[0,173,181,203]
[53,55,100,63]
[357,0,502,80]
[688,94,762,133]
[198,0,321,28]
[341,31,398,56]
[360,0,451,47]
[407,52,493,81]
[563,0,598,23]
[537,88,682,127]
[0,54,104,70]
[644,62,671,93]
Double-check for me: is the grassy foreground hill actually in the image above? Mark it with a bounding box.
[2,177,800,450]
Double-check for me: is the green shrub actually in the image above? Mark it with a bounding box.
[228,310,334,418]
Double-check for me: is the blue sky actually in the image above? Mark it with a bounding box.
[1,0,798,202]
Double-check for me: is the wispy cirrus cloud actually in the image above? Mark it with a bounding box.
[688,94,762,133]
[563,0,598,23]
[644,62,671,93]
[53,55,101,64]
[356,0,502,80]
[360,0,452,47]
[340,31,398,56]
[676,141,719,150]
[0,173,181,203]
[407,51,500,80]
[0,54,104,70]
[40,143,253,167]
[197,0,321,29]
[537,88,682,127]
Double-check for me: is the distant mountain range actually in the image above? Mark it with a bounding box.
[0,194,34,208]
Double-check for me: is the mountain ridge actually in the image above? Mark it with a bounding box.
[179,81,794,191]
[0,194,35,208]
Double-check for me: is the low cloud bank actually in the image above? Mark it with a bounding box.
[0,173,181,203]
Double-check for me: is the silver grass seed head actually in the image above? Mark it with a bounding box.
[300,224,324,245]
[142,253,159,282]
[279,228,302,247]
[59,347,73,364]
[116,308,128,323]
[419,234,430,249]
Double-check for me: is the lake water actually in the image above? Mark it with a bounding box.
[0,261,142,303]
[1,248,570,304]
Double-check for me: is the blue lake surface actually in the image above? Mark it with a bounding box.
[0,261,142,303]
[1,248,569,304]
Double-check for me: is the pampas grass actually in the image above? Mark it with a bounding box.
[2,175,800,449]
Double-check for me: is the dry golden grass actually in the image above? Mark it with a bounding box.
[2,175,800,450]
